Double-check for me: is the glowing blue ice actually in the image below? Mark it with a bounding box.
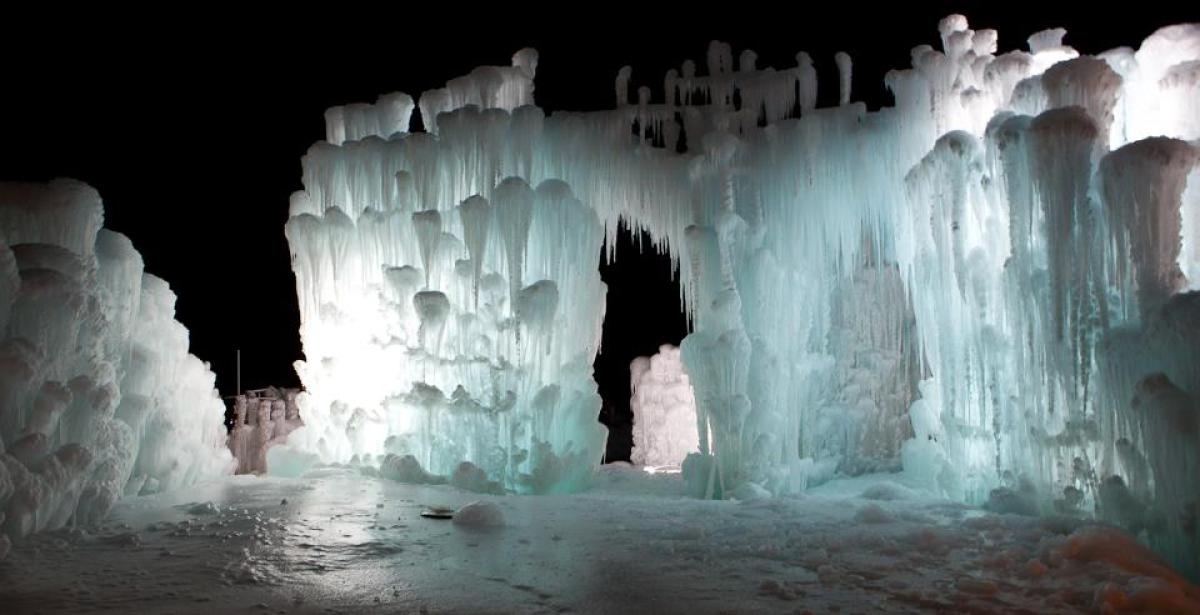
[282,16,1200,573]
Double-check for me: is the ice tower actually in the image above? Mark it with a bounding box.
[630,345,699,469]
[0,180,232,555]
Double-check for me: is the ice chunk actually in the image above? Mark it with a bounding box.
[452,500,505,528]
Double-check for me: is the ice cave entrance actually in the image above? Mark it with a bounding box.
[595,222,693,468]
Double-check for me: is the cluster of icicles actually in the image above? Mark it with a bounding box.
[282,16,1200,574]
[0,180,232,558]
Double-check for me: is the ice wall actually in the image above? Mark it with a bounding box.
[285,15,1200,572]
[0,180,232,556]
[629,345,699,468]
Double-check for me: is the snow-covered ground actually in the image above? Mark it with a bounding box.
[2,465,1196,614]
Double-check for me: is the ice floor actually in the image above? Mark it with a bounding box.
[2,466,1197,614]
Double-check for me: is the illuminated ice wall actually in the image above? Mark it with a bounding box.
[0,180,232,555]
[630,344,699,468]
[285,15,1200,569]
[285,51,612,493]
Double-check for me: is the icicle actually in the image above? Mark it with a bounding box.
[412,210,442,288]
[492,177,535,312]
[458,195,490,309]
[835,52,852,105]
[616,66,631,107]
[1100,137,1199,312]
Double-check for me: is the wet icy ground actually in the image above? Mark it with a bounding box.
[2,466,1197,614]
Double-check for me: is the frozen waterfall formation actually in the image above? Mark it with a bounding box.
[227,387,304,475]
[0,180,232,557]
[630,345,699,469]
[285,16,1200,571]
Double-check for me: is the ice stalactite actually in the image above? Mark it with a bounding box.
[284,14,1200,573]
[0,180,231,554]
[325,92,415,146]
[1093,138,1200,572]
[418,49,537,135]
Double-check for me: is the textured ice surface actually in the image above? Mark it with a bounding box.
[283,15,1200,573]
[1,468,1197,613]
[227,389,304,475]
[629,344,698,468]
[0,180,231,553]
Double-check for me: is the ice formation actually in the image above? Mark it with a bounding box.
[227,387,304,474]
[8,465,1200,612]
[0,180,231,554]
[284,16,1200,573]
[451,499,505,528]
[629,344,698,468]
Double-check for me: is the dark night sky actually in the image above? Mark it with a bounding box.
[2,4,1193,460]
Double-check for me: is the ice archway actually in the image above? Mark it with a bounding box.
[282,14,1200,572]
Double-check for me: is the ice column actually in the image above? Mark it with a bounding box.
[630,345,699,468]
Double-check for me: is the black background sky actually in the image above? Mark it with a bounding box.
[2,3,1193,460]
